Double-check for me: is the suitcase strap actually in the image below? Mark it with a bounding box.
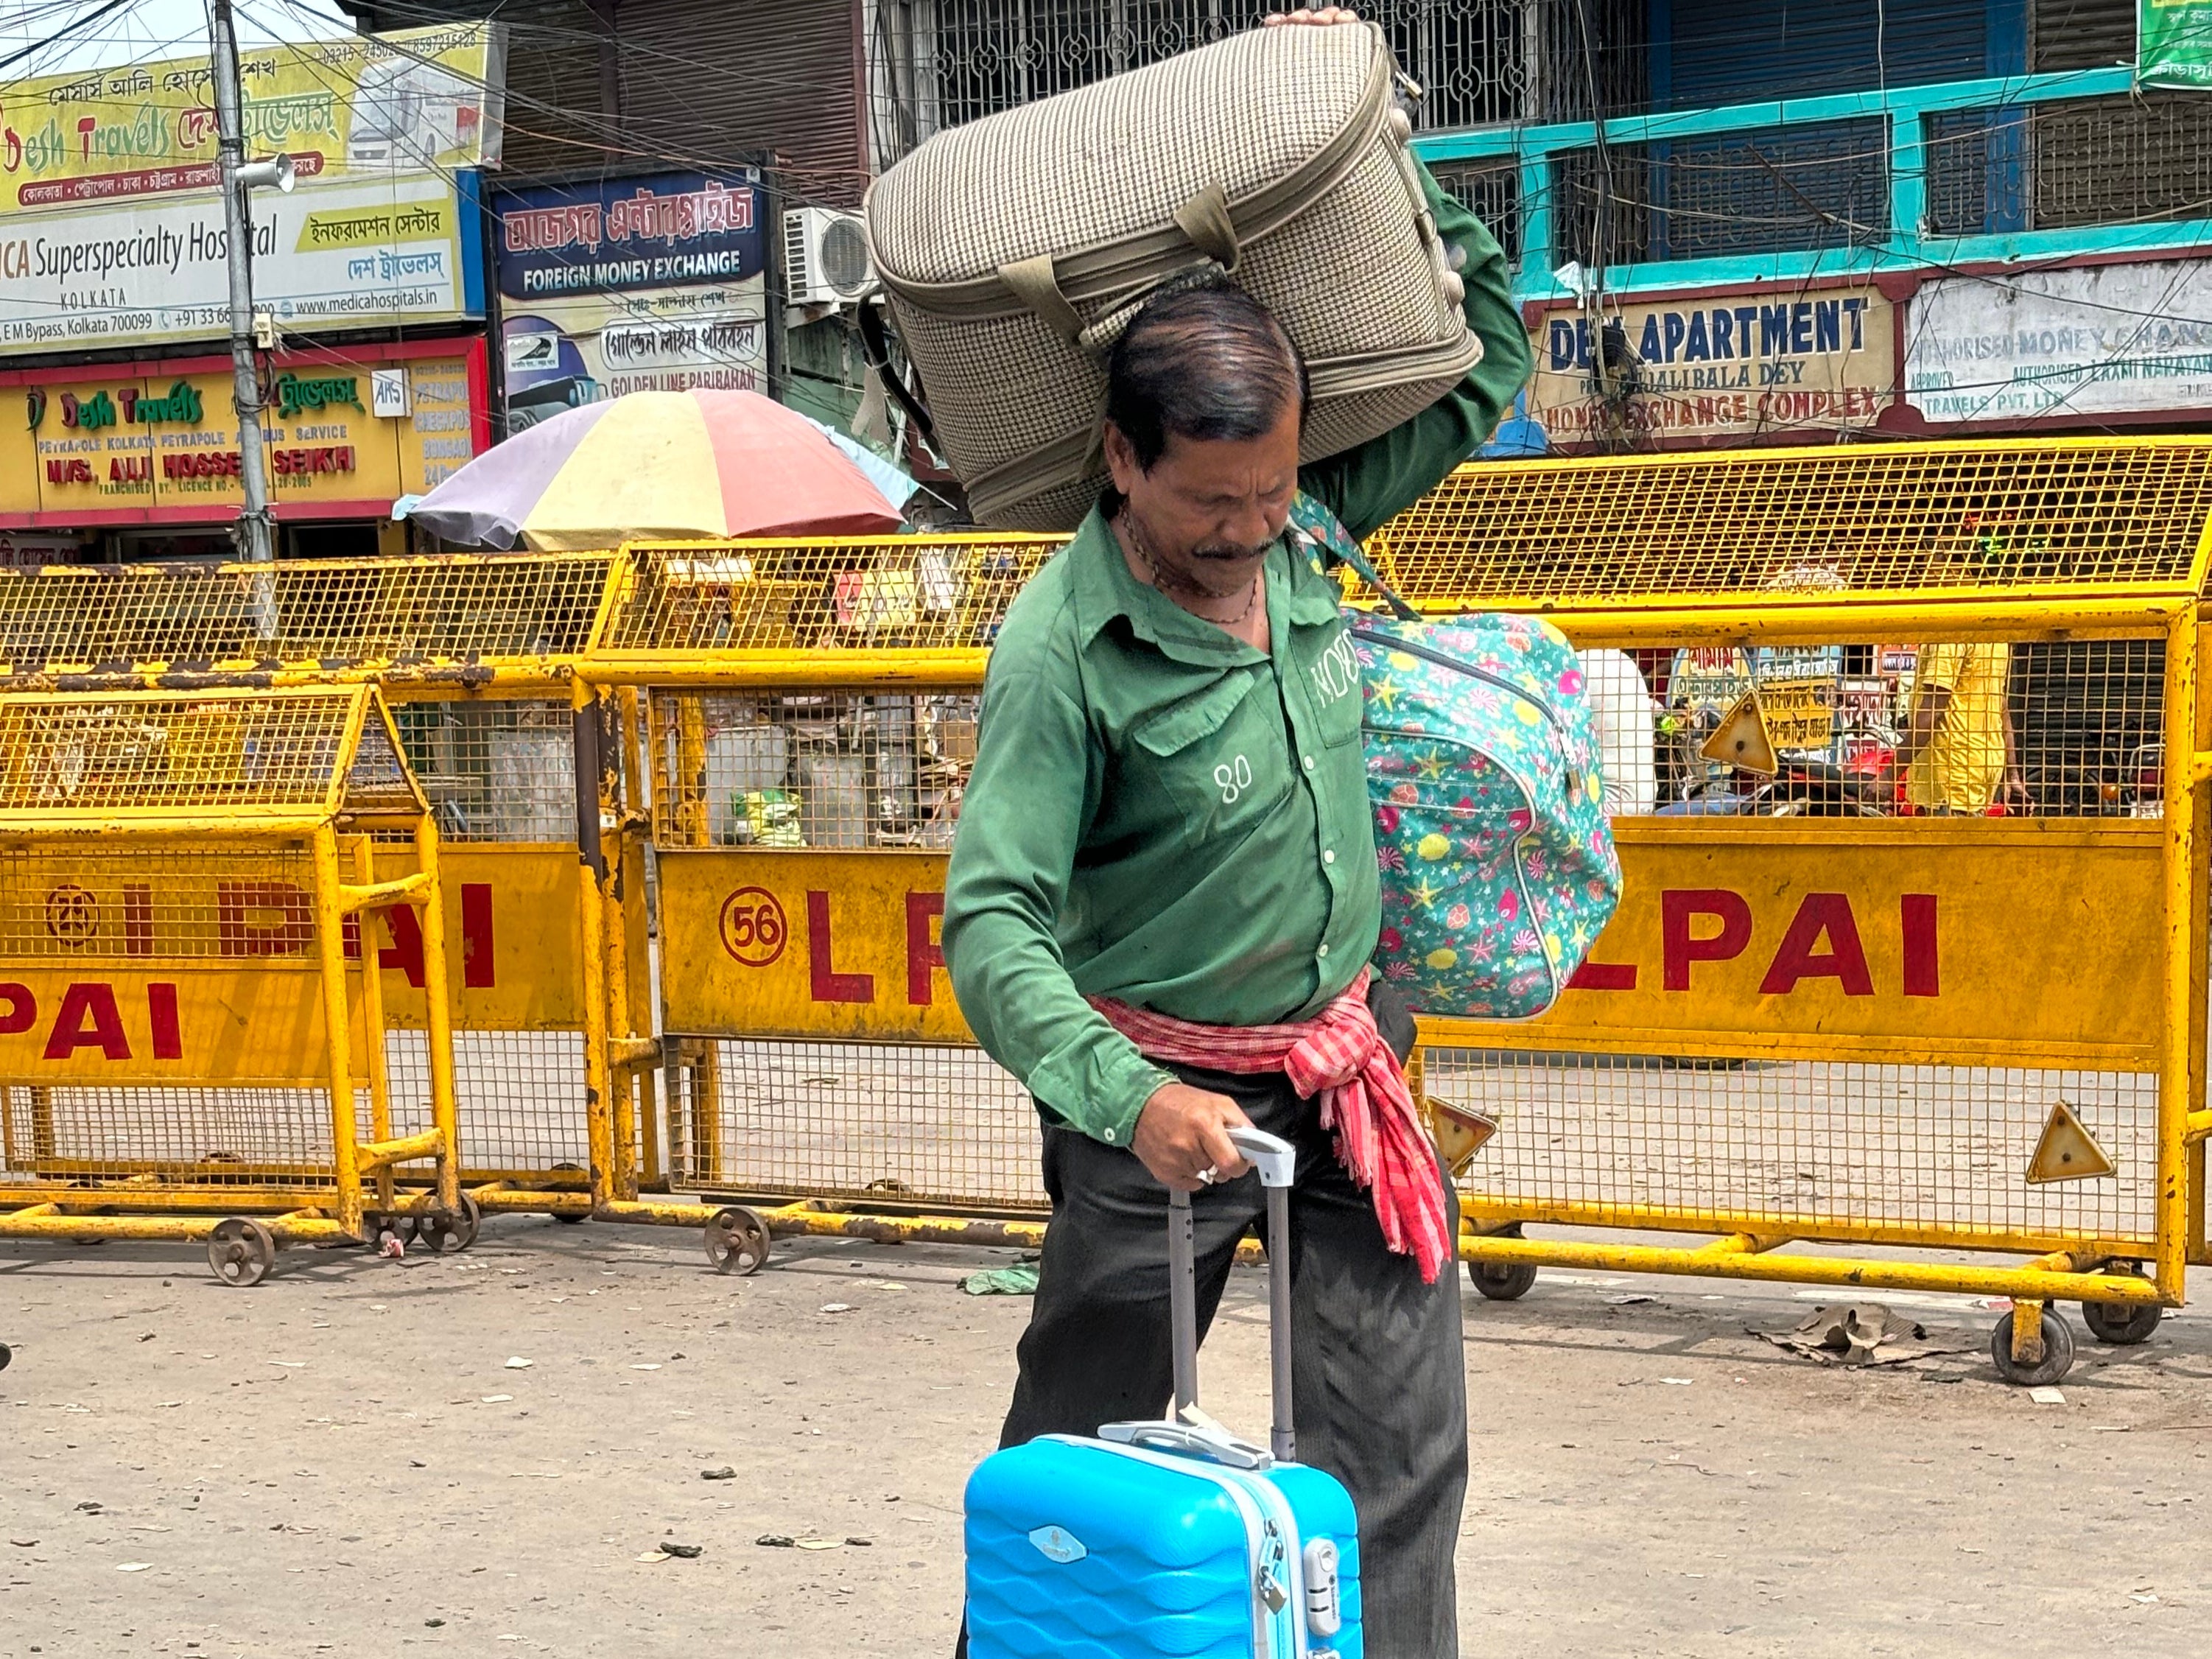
[875,27,1397,326]
[960,329,1485,526]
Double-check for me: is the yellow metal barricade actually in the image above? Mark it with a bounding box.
[582,534,1064,1267]
[0,686,465,1283]
[0,554,641,1227]
[1368,437,2212,1383]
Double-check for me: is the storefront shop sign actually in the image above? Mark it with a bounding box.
[2140,0,2212,88]
[1906,259,2212,424]
[0,21,502,210]
[0,173,476,354]
[1528,284,1897,447]
[494,172,765,430]
[0,342,484,525]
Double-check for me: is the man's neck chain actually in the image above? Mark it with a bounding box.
[1119,511,1263,628]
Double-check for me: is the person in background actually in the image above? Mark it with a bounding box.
[942,12,1533,1654]
[1896,641,2029,813]
[1580,647,1658,816]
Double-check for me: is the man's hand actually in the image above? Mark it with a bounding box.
[1264,7,1362,26]
[1999,769,2032,812]
[1131,1083,1254,1193]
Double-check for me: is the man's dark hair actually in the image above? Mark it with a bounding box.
[1100,276,1308,514]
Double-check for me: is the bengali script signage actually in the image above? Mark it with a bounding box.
[1528,285,1895,446]
[494,172,765,429]
[5,349,478,519]
[0,21,503,209]
[2141,0,2212,87]
[0,175,469,353]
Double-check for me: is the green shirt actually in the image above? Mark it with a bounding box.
[942,164,1534,1146]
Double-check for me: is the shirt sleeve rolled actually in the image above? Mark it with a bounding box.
[944,662,1176,1148]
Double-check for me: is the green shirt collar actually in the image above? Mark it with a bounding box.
[1065,505,1344,663]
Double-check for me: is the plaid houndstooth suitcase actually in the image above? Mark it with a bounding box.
[864,22,1481,531]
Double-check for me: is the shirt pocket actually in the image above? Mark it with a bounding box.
[1132,669,1291,846]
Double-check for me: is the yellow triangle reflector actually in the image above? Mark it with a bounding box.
[2025,1101,2116,1185]
[1427,1095,1498,1176]
[1699,689,1777,776]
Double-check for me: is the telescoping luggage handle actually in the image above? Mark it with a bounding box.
[1098,1128,1298,1467]
[1174,1127,1297,1464]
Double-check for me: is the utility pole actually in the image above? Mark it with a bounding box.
[209,0,276,572]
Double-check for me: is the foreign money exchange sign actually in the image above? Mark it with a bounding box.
[0,173,476,353]
[494,172,767,429]
[0,21,503,210]
[1905,259,2212,424]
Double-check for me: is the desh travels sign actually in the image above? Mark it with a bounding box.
[1,342,483,523]
[0,21,504,210]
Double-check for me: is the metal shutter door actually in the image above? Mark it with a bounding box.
[1656,0,2015,108]
[618,0,866,206]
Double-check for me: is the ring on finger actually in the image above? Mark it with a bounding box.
[1195,1165,1218,1185]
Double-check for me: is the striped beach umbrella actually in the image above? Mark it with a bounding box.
[409,389,910,550]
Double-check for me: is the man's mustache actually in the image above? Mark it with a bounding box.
[1190,541,1272,563]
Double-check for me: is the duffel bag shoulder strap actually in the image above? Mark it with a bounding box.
[1289,492,1420,622]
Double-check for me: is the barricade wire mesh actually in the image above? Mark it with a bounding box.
[0,843,373,1193]
[1427,1049,2158,1247]
[0,846,318,962]
[663,1038,1045,1210]
[0,691,359,816]
[0,1085,341,1188]
[382,1031,591,1177]
[602,538,1064,655]
[0,553,618,676]
[391,700,579,842]
[1368,442,2212,604]
[1628,636,2166,816]
[648,690,977,847]
[375,703,590,1185]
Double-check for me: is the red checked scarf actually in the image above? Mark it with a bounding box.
[1089,967,1451,1283]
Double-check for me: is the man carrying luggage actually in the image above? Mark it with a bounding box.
[942,13,1531,1652]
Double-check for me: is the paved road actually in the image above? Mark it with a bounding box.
[2,1219,2206,1658]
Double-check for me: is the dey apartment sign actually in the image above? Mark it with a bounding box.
[1530,283,1897,446]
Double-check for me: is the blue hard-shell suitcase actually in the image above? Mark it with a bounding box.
[963,1128,1363,1659]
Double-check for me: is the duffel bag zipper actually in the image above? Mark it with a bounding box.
[1348,624,1597,803]
[1347,625,1565,740]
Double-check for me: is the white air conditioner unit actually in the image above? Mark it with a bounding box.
[784,207,874,306]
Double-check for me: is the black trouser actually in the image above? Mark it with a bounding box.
[963,980,1467,1659]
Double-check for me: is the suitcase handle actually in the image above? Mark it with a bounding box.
[1098,1419,1271,1470]
[1168,1126,1298,1464]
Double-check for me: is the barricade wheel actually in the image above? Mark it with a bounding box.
[414,1194,482,1255]
[1990,1308,2075,1386]
[2081,1269,2163,1346]
[1468,1260,1538,1301]
[207,1218,277,1288]
[0,1341,12,1371]
[706,1207,771,1276]
[550,1162,589,1223]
